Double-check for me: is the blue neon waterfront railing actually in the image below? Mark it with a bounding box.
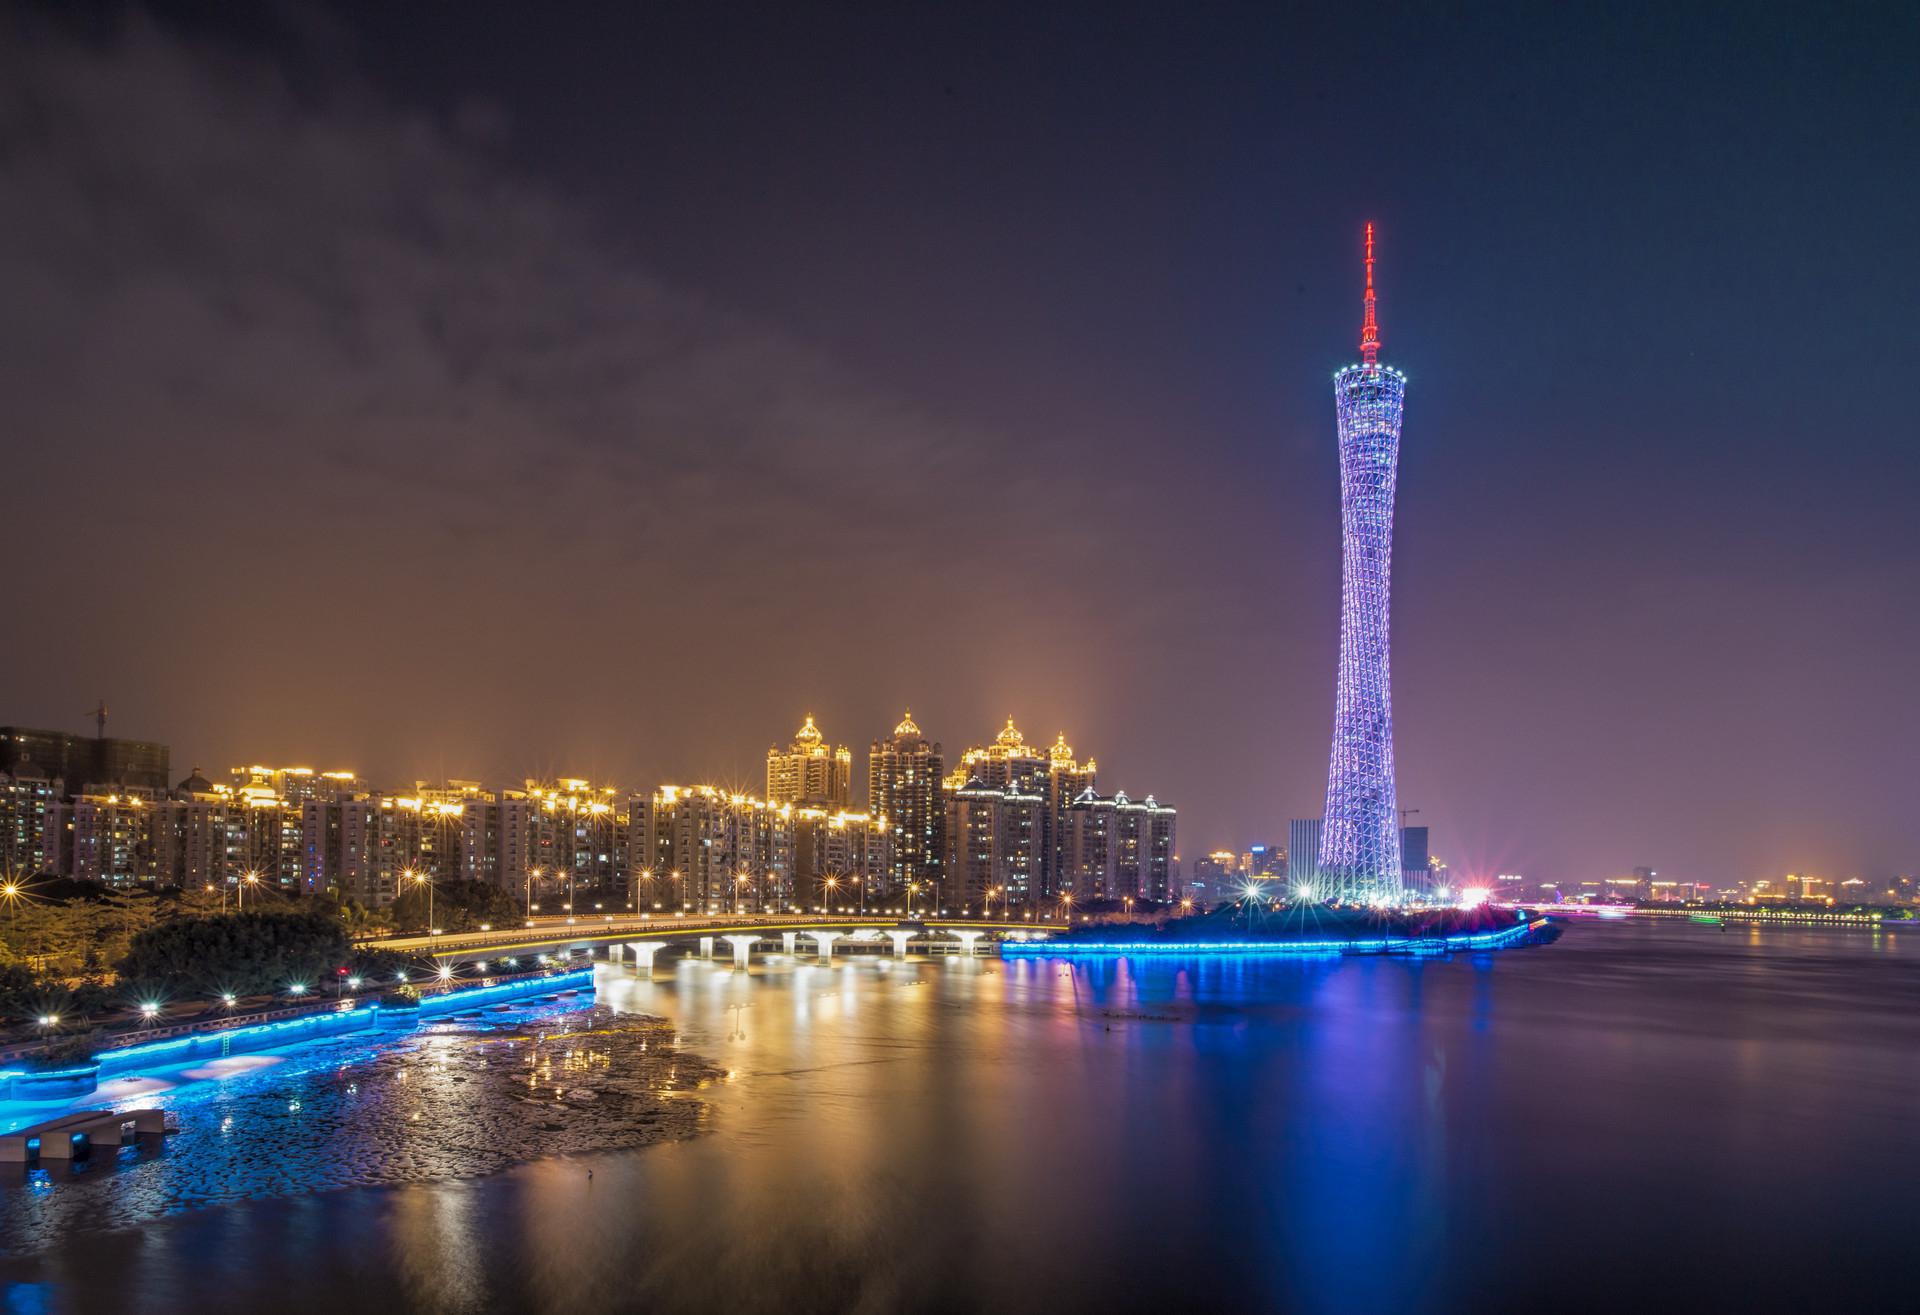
[998,920,1540,957]
[93,968,596,1072]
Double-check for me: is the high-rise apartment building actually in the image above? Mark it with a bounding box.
[1060,789,1176,903]
[1043,733,1096,899]
[231,765,359,805]
[632,785,795,912]
[45,789,161,884]
[944,718,1048,794]
[766,717,853,809]
[458,791,535,897]
[1,725,170,795]
[525,779,626,900]
[1287,818,1323,896]
[943,775,1045,911]
[791,807,890,908]
[869,712,944,900]
[1400,825,1431,893]
[947,721,1096,900]
[0,760,59,875]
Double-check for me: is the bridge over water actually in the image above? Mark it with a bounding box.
[366,914,1066,971]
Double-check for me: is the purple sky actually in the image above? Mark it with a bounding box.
[3,4,1916,886]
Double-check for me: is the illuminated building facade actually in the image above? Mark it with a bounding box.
[45,790,160,884]
[525,779,626,898]
[632,785,796,912]
[791,807,889,908]
[944,718,1048,794]
[1043,733,1095,898]
[1287,818,1322,896]
[0,759,59,875]
[1318,224,1407,902]
[943,776,1045,910]
[1061,789,1177,902]
[766,716,853,809]
[869,712,944,899]
[231,765,359,805]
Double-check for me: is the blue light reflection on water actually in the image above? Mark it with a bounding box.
[0,983,710,1254]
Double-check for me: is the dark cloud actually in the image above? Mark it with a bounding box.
[0,13,1177,791]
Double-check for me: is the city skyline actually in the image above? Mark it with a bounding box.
[3,7,1916,889]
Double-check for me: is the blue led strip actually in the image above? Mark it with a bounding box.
[90,968,595,1074]
[998,920,1539,957]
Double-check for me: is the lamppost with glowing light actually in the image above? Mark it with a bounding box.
[0,878,23,928]
[527,867,539,920]
[823,875,840,914]
[238,869,261,911]
[407,867,432,929]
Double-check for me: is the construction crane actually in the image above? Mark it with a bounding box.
[85,700,107,738]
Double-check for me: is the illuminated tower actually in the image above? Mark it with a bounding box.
[1317,223,1407,903]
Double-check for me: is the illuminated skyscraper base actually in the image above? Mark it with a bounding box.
[1317,225,1407,905]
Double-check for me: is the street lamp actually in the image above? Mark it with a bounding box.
[734,870,750,916]
[407,867,432,929]
[0,879,23,927]
[527,867,540,919]
[824,875,840,914]
[238,869,261,911]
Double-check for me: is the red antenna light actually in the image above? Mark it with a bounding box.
[1359,222,1380,366]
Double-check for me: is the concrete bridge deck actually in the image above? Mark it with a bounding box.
[367,915,1063,966]
[1,1107,167,1162]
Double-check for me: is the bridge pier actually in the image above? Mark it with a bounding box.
[723,934,758,968]
[888,930,916,957]
[782,931,798,955]
[699,935,715,960]
[808,931,842,961]
[626,942,661,975]
[953,930,985,956]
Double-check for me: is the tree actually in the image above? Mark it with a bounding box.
[117,909,352,998]
[389,879,518,933]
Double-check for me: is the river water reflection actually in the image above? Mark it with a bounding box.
[3,917,1916,1313]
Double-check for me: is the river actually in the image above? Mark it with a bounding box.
[2,916,1915,1312]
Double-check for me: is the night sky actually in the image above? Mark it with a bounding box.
[3,2,1916,886]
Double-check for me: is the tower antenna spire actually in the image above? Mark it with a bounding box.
[1360,222,1380,366]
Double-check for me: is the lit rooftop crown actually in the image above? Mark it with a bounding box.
[995,716,1024,747]
[893,710,921,737]
[794,715,822,745]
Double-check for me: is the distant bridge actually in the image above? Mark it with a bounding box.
[364,913,1066,969]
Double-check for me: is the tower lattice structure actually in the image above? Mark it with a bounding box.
[1317,223,1407,903]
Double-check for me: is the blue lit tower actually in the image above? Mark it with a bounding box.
[1317,223,1407,903]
